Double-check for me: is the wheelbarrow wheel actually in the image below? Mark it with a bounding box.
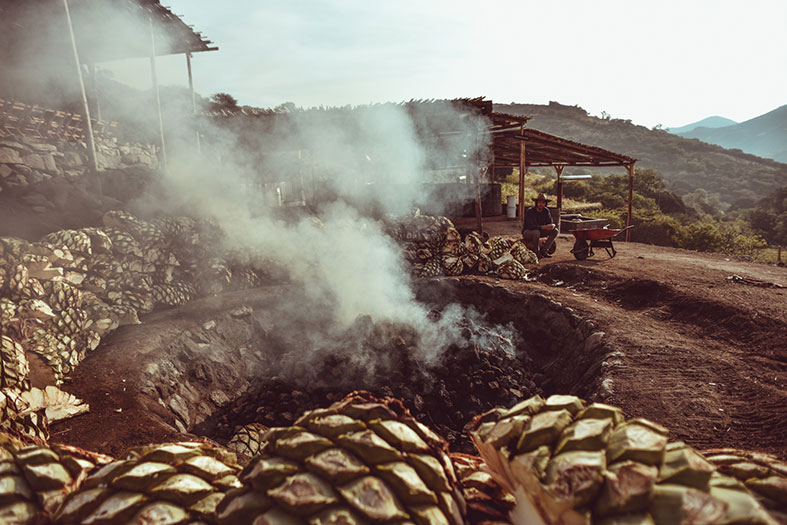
[572,239,589,260]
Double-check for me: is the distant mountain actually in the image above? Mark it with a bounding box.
[496,101,787,208]
[674,105,787,163]
[667,116,737,134]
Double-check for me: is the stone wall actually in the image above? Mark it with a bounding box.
[0,135,157,204]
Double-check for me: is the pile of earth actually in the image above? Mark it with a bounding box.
[202,311,542,454]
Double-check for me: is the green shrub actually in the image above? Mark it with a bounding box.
[631,214,682,246]
[676,221,724,252]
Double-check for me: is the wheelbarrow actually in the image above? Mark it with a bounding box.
[570,225,634,260]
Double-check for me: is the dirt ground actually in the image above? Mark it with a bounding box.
[497,234,787,458]
[51,233,787,460]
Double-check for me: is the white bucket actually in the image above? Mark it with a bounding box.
[506,195,517,218]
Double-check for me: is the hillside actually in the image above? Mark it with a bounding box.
[667,115,737,134]
[497,102,787,208]
[676,104,787,163]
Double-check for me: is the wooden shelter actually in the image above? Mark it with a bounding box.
[0,0,216,171]
[461,99,637,240]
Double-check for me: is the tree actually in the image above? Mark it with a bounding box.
[209,92,240,112]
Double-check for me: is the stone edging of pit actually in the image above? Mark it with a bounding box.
[415,278,620,403]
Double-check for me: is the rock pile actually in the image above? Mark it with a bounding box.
[386,212,538,280]
[0,136,156,200]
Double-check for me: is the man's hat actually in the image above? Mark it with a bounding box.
[532,193,550,203]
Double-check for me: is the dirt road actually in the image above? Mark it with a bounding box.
[505,235,787,457]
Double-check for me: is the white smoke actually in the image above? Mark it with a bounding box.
[0,1,513,383]
[138,99,511,381]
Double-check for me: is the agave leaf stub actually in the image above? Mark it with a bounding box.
[245,457,301,491]
[606,421,668,466]
[501,395,546,420]
[544,450,606,507]
[370,420,430,453]
[130,501,190,524]
[555,418,614,454]
[658,443,715,489]
[577,403,625,426]
[181,454,239,482]
[304,448,369,485]
[305,414,366,438]
[648,484,726,525]
[708,485,778,525]
[545,395,586,416]
[188,491,226,518]
[338,475,409,521]
[485,415,530,451]
[274,431,334,462]
[595,461,658,516]
[375,462,438,506]
[511,446,552,483]
[148,473,214,506]
[517,409,574,453]
[215,489,272,524]
[80,491,149,524]
[407,454,452,493]
[268,473,339,515]
[111,462,178,492]
[338,430,403,464]
[745,475,787,506]
[720,461,773,481]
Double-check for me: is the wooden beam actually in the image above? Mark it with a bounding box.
[626,162,635,241]
[63,0,98,174]
[149,17,167,173]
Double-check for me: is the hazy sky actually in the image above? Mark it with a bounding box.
[103,0,787,129]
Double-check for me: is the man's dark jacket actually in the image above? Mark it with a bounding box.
[523,206,554,232]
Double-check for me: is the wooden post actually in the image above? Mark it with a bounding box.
[518,125,526,228]
[63,0,98,174]
[88,63,101,121]
[555,165,564,233]
[185,52,201,154]
[626,162,635,241]
[474,166,484,234]
[149,18,167,173]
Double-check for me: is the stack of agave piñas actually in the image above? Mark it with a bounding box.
[0,390,783,523]
[387,212,539,281]
[0,210,277,443]
[470,394,781,524]
[703,449,787,524]
[0,421,244,523]
[217,391,467,524]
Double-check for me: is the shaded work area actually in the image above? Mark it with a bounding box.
[478,101,638,240]
[206,97,638,237]
[0,0,216,172]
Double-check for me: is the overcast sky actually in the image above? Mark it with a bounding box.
[103,0,787,129]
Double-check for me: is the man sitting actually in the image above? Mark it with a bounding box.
[522,193,558,258]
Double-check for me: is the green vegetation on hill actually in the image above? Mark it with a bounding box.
[496,102,787,209]
[513,167,783,260]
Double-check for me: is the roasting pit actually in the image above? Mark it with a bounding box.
[51,278,614,457]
